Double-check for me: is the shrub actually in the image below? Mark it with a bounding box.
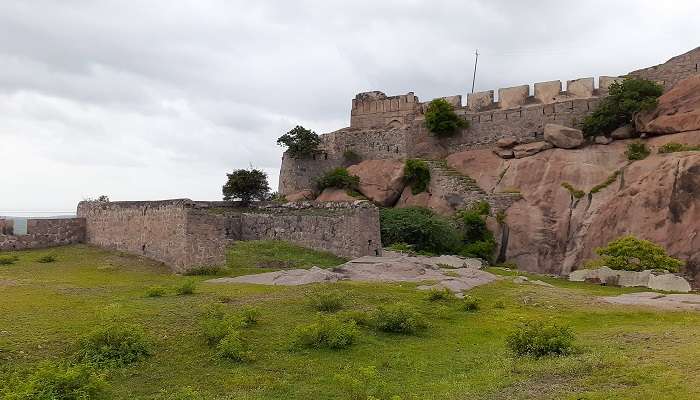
[372,303,427,334]
[316,167,360,192]
[456,205,497,261]
[658,142,700,153]
[293,317,359,349]
[77,322,151,367]
[2,361,108,400]
[582,78,663,137]
[145,285,167,298]
[426,288,455,302]
[593,235,683,272]
[276,125,322,158]
[506,321,575,357]
[626,141,650,161]
[387,242,416,254]
[175,279,197,295]
[380,207,462,255]
[461,295,480,312]
[201,308,234,346]
[239,307,261,328]
[222,168,270,204]
[0,255,19,265]
[589,170,621,194]
[308,289,346,312]
[561,182,585,199]
[403,159,431,194]
[343,149,362,165]
[215,330,252,361]
[183,266,227,276]
[36,255,57,263]
[425,98,468,137]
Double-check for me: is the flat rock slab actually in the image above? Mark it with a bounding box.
[602,292,700,311]
[208,254,496,295]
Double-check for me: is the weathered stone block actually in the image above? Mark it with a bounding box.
[566,77,594,98]
[534,80,562,103]
[599,76,624,92]
[498,85,529,109]
[467,90,494,111]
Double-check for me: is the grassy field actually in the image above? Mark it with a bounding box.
[0,244,699,399]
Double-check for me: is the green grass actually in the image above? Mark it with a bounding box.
[0,245,699,399]
[225,240,347,276]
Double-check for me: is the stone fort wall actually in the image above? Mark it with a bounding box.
[630,47,699,90]
[0,218,85,251]
[77,199,381,272]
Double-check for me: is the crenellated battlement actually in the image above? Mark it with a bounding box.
[467,76,623,112]
[350,91,420,129]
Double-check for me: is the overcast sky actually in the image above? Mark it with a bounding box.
[1,0,698,211]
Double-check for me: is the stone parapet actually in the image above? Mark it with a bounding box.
[0,218,85,251]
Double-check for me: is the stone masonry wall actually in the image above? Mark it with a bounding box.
[0,218,85,251]
[78,199,382,272]
[630,47,700,90]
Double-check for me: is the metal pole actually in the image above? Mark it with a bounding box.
[471,49,479,94]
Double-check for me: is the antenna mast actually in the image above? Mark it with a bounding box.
[471,49,479,94]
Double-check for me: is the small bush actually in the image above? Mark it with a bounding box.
[460,240,496,261]
[215,330,252,361]
[506,321,575,357]
[175,279,197,295]
[343,149,362,165]
[239,306,261,328]
[561,182,585,199]
[316,167,360,192]
[2,361,108,400]
[77,322,151,367]
[626,141,650,161]
[36,255,57,263]
[308,290,346,312]
[658,142,700,153]
[425,98,469,137]
[461,295,480,312]
[456,205,497,261]
[372,303,427,335]
[200,304,236,346]
[426,288,455,302]
[183,266,227,276]
[0,255,19,265]
[590,170,621,194]
[380,207,462,255]
[582,78,663,137]
[293,317,359,349]
[145,285,167,298]
[403,159,431,194]
[593,235,683,272]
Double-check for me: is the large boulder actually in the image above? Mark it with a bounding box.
[610,124,635,140]
[285,189,315,202]
[636,75,700,134]
[316,188,356,202]
[568,267,691,292]
[544,124,585,149]
[347,159,406,206]
[512,141,553,158]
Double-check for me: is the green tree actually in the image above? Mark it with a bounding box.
[403,159,431,194]
[222,168,270,204]
[316,168,360,191]
[425,98,468,137]
[582,78,663,137]
[591,235,683,272]
[277,126,322,158]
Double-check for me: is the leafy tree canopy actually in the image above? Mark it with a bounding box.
[277,125,321,158]
[222,168,270,204]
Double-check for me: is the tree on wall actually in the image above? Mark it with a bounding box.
[425,98,469,137]
[222,168,270,204]
[276,126,321,158]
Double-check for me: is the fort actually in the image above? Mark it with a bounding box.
[1,47,698,274]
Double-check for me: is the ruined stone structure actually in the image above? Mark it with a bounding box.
[0,218,85,251]
[77,199,381,273]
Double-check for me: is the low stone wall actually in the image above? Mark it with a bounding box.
[0,218,85,251]
[78,199,382,272]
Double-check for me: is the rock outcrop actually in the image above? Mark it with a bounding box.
[447,132,700,277]
[347,159,406,206]
[316,188,356,202]
[636,75,700,134]
[569,267,692,292]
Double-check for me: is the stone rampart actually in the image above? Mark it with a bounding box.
[630,47,700,90]
[0,218,85,251]
[78,199,382,272]
[350,91,420,129]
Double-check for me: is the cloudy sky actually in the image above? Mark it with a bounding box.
[1,0,698,212]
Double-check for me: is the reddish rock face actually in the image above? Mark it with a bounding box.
[636,75,700,134]
[315,188,356,202]
[447,132,700,276]
[285,189,315,202]
[347,159,406,206]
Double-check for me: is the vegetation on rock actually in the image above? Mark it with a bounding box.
[658,142,700,153]
[561,182,585,199]
[342,149,362,165]
[625,141,650,161]
[222,168,270,204]
[379,207,462,255]
[589,235,683,272]
[582,77,663,137]
[456,201,496,261]
[425,98,468,137]
[276,125,321,158]
[316,167,360,192]
[403,159,431,194]
[589,170,621,194]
